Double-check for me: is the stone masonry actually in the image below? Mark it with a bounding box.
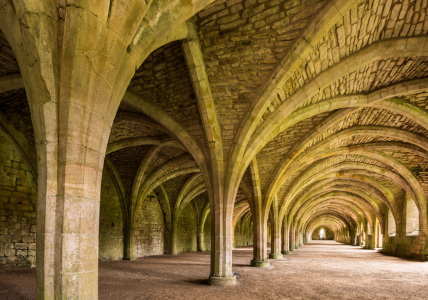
[0,0,427,298]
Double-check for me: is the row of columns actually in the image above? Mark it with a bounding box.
[250,214,307,268]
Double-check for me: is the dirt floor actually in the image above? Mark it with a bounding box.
[1,241,427,299]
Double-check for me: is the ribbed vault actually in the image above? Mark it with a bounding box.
[0,0,427,296]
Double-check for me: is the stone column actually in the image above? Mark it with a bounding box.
[251,214,269,267]
[182,23,236,286]
[290,223,296,251]
[350,229,356,246]
[306,232,311,243]
[269,202,283,259]
[294,228,300,249]
[208,198,236,285]
[269,222,283,259]
[0,3,148,297]
[124,225,136,260]
[197,231,205,251]
[374,219,380,248]
[170,226,178,255]
[356,235,361,246]
[281,217,290,255]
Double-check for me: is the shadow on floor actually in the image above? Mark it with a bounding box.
[185,279,210,285]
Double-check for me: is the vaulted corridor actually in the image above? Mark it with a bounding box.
[1,0,428,298]
[1,241,427,299]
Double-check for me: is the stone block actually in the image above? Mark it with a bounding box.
[5,204,16,210]
[8,228,20,236]
[22,235,34,243]
[6,257,17,265]
[7,215,17,223]
[15,243,27,250]
[16,249,27,256]
[0,235,10,243]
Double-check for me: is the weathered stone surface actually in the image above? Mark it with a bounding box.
[0,128,36,268]
[0,0,428,296]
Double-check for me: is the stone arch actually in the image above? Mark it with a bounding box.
[264,79,428,204]
[0,111,36,177]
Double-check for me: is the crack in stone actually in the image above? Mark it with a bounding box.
[84,51,113,91]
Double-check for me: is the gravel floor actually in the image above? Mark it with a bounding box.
[1,240,427,299]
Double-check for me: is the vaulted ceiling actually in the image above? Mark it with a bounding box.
[1,0,427,236]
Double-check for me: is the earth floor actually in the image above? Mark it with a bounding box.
[1,240,427,299]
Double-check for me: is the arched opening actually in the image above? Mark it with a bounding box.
[1,1,428,298]
[387,209,396,237]
[406,194,419,236]
[319,228,325,240]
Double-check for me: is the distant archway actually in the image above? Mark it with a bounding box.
[319,228,325,240]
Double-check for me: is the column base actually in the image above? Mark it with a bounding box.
[250,259,270,267]
[269,253,283,259]
[281,251,291,255]
[208,275,236,286]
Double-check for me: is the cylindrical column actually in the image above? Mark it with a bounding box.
[208,198,236,286]
[290,223,295,251]
[269,216,283,259]
[124,225,136,260]
[251,214,269,267]
[197,231,205,251]
[170,226,178,255]
[281,216,290,255]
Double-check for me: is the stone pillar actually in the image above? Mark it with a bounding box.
[350,230,356,246]
[356,235,361,246]
[294,228,300,249]
[374,220,380,248]
[269,219,283,259]
[197,231,205,251]
[306,232,311,243]
[281,217,290,255]
[163,227,171,254]
[182,22,236,286]
[208,200,236,285]
[269,204,283,259]
[124,225,136,260]
[251,215,269,267]
[363,221,372,249]
[0,2,153,297]
[290,223,296,251]
[170,226,178,255]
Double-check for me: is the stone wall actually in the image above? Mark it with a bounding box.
[135,196,165,257]
[0,129,37,268]
[234,217,252,247]
[203,213,211,251]
[382,234,427,260]
[99,171,124,261]
[176,203,197,253]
